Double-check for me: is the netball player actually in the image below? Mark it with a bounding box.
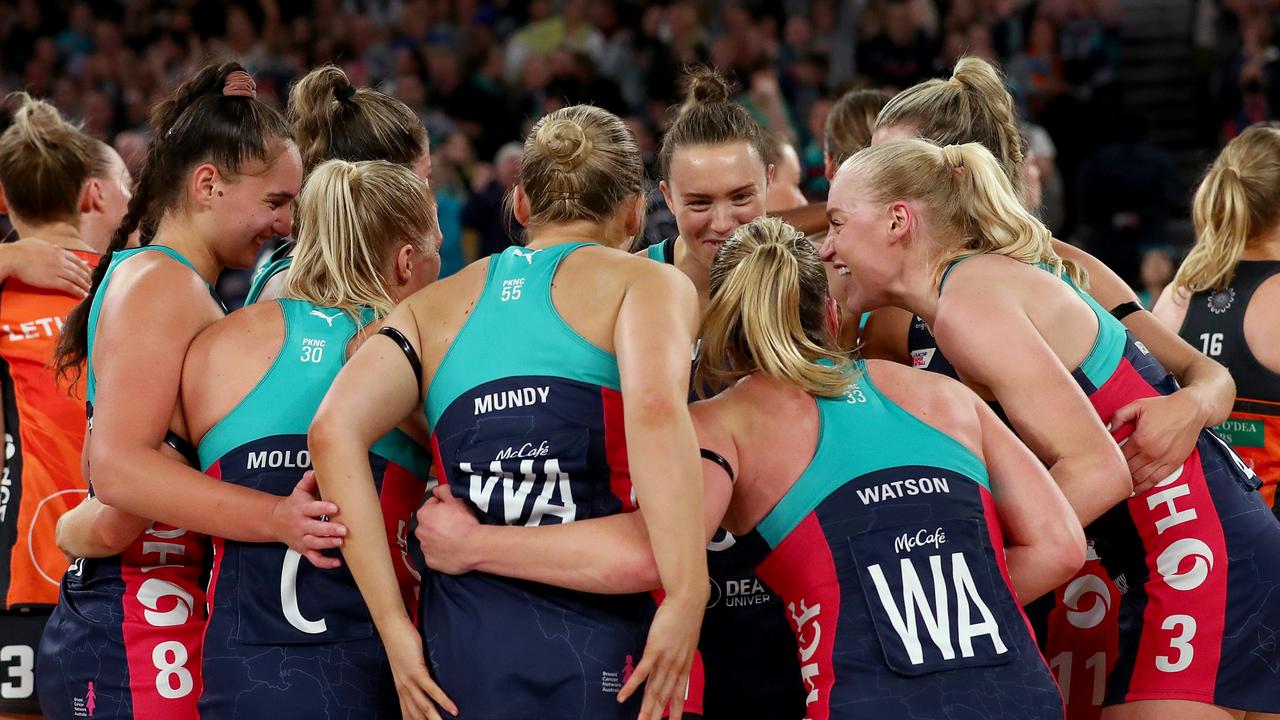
[697,215,1078,718]
[816,87,892,349]
[861,58,1235,493]
[244,64,431,305]
[0,94,102,720]
[39,64,326,720]
[309,105,707,720]
[824,138,1280,720]
[637,65,804,719]
[641,68,771,307]
[183,159,443,718]
[1152,125,1280,514]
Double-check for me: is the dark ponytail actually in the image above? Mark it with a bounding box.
[55,62,292,384]
[288,64,426,174]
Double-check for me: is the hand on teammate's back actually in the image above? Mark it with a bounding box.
[3,238,93,296]
[273,470,347,569]
[416,484,480,575]
[1110,392,1204,494]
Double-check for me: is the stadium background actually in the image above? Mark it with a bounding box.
[0,0,1259,307]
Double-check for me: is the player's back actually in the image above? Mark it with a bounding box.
[1178,260,1280,509]
[193,297,427,719]
[421,242,656,719]
[0,250,100,609]
[726,361,1062,720]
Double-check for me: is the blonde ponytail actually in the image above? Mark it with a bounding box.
[1178,125,1280,293]
[697,216,853,397]
[875,56,1028,202]
[286,159,438,319]
[845,139,1086,289]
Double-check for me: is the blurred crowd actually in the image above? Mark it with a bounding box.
[0,0,1132,303]
[1205,0,1280,140]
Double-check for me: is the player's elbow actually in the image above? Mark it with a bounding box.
[625,389,689,429]
[86,444,125,507]
[307,407,346,458]
[1045,517,1087,589]
[1096,448,1133,508]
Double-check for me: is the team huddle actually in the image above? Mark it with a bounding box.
[0,53,1278,720]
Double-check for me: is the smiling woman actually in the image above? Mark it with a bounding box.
[39,62,318,720]
[647,66,773,311]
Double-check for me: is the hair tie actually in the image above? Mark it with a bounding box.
[334,82,357,104]
[941,145,966,171]
[223,70,257,98]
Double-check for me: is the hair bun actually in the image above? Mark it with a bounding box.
[535,117,593,171]
[683,65,732,105]
[333,81,356,104]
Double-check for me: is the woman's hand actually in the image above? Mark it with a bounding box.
[271,470,347,569]
[383,616,458,720]
[1111,392,1204,494]
[2,239,92,296]
[416,485,480,576]
[617,593,703,720]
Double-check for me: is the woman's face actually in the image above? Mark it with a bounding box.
[819,169,901,314]
[662,141,769,269]
[210,140,304,269]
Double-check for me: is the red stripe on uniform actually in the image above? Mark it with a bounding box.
[756,513,841,720]
[1124,447,1227,703]
[118,527,204,719]
[380,461,427,614]
[198,461,226,684]
[601,387,636,512]
[430,432,447,488]
[1091,359,1228,704]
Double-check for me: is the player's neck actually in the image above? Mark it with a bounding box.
[1243,227,1280,261]
[11,217,92,252]
[673,236,711,312]
[151,213,223,286]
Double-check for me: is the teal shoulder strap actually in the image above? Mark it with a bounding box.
[245,255,294,305]
[87,245,209,404]
[757,365,989,547]
[937,254,980,292]
[196,299,357,469]
[424,242,619,423]
[1035,263,1125,388]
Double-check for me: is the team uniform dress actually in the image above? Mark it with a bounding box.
[244,240,295,306]
[743,363,1063,720]
[423,242,658,720]
[0,244,99,715]
[195,299,428,719]
[907,307,1119,720]
[644,237,804,720]
[1178,260,1280,515]
[924,258,1280,711]
[37,246,213,720]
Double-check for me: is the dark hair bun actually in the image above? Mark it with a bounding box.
[683,65,732,105]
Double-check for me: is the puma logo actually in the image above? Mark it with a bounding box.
[310,310,340,327]
[513,248,541,265]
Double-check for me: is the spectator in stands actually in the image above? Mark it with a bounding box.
[463,141,524,258]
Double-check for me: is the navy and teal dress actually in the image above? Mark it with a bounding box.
[423,242,653,720]
[745,364,1062,720]
[244,240,294,305]
[927,257,1280,710]
[195,298,429,719]
[38,245,216,720]
[642,235,805,719]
